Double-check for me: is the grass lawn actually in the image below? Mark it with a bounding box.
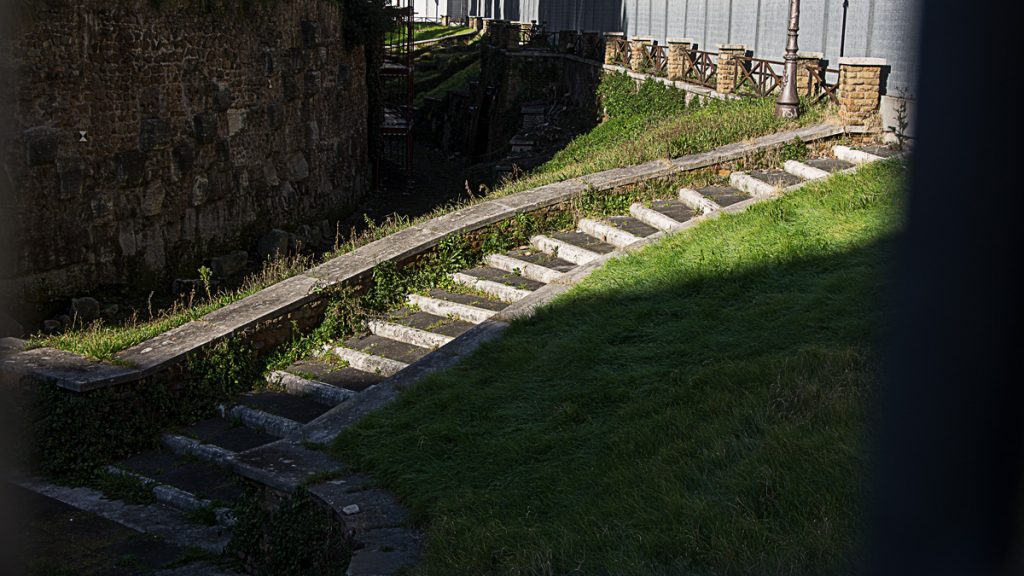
[413,24,473,43]
[333,160,906,575]
[494,73,824,195]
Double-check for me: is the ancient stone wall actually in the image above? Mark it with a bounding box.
[1,0,369,302]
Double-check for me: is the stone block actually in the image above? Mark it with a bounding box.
[70,297,100,322]
[210,250,248,278]
[173,141,196,173]
[258,229,291,260]
[23,126,59,166]
[286,152,309,182]
[213,87,232,112]
[114,150,147,185]
[193,112,218,144]
[300,20,319,49]
[304,69,321,97]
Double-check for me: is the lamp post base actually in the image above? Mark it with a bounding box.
[775,102,799,119]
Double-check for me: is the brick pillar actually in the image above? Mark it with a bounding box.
[630,37,653,72]
[519,21,533,45]
[604,32,625,65]
[581,31,601,61]
[481,18,491,36]
[715,44,746,93]
[838,57,886,125]
[469,16,481,31]
[795,51,824,97]
[506,22,521,49]
[667,38,695,81]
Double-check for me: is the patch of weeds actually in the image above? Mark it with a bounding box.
[95,470,156,505]
[229,487,349,576]
[185,504,219,527]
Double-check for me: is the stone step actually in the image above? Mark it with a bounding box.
[604,215,661,238]
[116,449,245,506]
[504,247,578,273]
[161,433,237,468]
[833,144,884,165]
[325,344,409,377]
[730,171,778,197]
[267,369,355,406]
[407,292,499,324]
[629,203,684,232]
[367,319,454,349]
[694,185,749,207]
[284,358,386,393]
[804,157,856,173]
[530,234,602,265]
[103,465,236,527]
[450,271,533,303]
[343,333,431,365]
[747,169,804,189]
[577,218,643,248]
[677,187,721,213]
[385,307,477,340]
[783,159,831,181]
[171,416,280,454]
[219,401,303,439]
[484,253,565,284]
[16,478,233,556]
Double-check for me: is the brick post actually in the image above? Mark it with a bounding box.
[630,36,653,72]
[469,16,481,31]
[715,44,746,93]
[581,31,601,61]
[481,17,491,36]
[604,32,625,65]
[518,21,533,45]
[667,38,695,82]
[506,22,521,49]
[795,51,824,97]
[838,57,886,125]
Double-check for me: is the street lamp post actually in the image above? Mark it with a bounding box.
[775,0,801,118]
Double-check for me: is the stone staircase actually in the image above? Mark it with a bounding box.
[18,143,896,575]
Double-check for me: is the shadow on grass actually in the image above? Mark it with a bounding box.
[336,224,898,575]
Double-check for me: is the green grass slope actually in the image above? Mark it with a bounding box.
[333,160,906,575]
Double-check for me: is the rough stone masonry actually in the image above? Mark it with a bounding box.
[1,0,370,302]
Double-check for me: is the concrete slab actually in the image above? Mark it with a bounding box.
[232,440,343,493]
[114,320,235,374]
[605,216,660,238]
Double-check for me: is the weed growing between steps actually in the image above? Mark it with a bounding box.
[229,487,349,576]
[26,337,260,480]
[333,161,906,575]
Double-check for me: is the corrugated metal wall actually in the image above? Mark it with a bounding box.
[468,0,919,93]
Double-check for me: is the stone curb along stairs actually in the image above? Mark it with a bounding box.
[8,130,897,575]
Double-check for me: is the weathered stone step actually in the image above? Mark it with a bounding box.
[804,157,856,173]
[236,391,333,425]
[484,253,565,284]
[220,400,303,439]
[504,247,578,273]
[117,449,244,506]
[344,334,431,365]
[629,203,684,232]
[695,185,749,207]
[161,432,237,468]
[172,416,279,454]
[367,319,454,349]
[326,343,410,377]
[677,188,721,213]
[385,307,476,340]
[577,218,643,248]
[450,270,533,303]
[530,234,603,265]
[267,369,355,406]
[285,357,386,393]
[16,478,234,556]
[833,144,885,165]
[604,215,662,238]
[733,170,778,196]
[104,465,236,527]
[407,290,504,324]
[783,159,831,181]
